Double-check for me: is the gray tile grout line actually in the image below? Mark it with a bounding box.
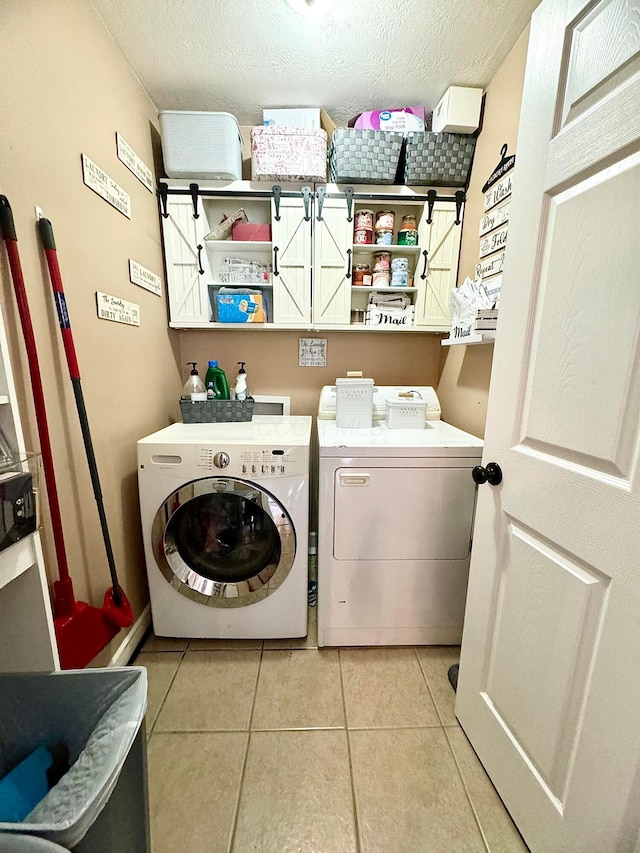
[226,643,265,853]
[443,725,492,853]
[413,647,450,728]
[147,648,188,738]
[338,648,362,853]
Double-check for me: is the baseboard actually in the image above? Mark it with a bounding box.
[108,604,151,667]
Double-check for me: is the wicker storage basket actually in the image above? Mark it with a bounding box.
[329,128,404,184]
[179,398,254,423]
[404,131,476,187]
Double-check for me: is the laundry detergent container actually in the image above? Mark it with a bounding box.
[159,110,243,180]
[0,667,148,851]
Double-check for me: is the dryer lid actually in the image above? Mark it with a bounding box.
[317,385,441,422]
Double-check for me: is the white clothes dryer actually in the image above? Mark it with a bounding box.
[137,416,311,638]
[317,386,483,647]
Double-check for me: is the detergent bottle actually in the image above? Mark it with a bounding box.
[232,362,249,401]
[204,360,230,400]
[182,362,207,401]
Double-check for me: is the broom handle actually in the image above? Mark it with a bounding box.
[0,197,72,600]
[37,217,122,606]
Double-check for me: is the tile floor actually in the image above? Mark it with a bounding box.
[134,608,528,853]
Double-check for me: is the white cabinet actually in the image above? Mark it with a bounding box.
[159,180,465,331]
[160,180,310,328]
[0,304,59,671]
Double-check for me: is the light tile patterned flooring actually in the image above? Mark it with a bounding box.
[134,609,528,853]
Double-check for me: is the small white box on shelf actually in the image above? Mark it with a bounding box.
[262,108,321,128]
[365,305,415,328]
[159,110,242,180]
[432,87,483,134]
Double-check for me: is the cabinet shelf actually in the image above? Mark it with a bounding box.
[205,240,272,251]
[441,332,496,346]
[352,244,421,254]
[351,286,418,293]
[211,282,273,289]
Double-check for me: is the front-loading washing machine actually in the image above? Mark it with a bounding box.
[316,386,483,647]
[137,416,311,638]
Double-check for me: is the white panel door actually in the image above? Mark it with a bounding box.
[414,202,462,329]
[161,196,214,324]
[457,1,640,851]
[270,197,311,325]
[313,196,352,326]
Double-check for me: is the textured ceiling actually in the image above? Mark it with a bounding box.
[89,0,540,126]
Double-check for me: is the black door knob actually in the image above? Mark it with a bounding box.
[472,462,503,486]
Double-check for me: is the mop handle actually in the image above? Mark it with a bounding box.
[0,197,71,585]
[37,217,122,605]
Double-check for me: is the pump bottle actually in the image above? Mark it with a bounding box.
[182,362,207,401]
[204,360,230,400]
[232,362,249,401]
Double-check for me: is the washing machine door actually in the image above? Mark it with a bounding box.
[151,477,296,607]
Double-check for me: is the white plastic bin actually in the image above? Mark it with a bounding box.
[159,110,242,180]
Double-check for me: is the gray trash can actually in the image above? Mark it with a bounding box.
[0,833,68,852]
[0,667,149,852]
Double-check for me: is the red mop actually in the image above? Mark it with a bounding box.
[0,196,131,669]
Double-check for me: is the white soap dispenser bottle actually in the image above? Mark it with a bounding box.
[232,361,249,401]
[182,362,207,401]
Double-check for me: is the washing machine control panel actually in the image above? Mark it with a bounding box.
[195,445,307,477]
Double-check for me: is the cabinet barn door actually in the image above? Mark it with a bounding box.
[313,196,352,326]
[414,202,462,329]
[161,197,213,324]
[271,197,311,325]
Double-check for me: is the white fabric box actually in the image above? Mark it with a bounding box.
[432,87,483,134]
[159,110,242,180]
[251,127,327,182]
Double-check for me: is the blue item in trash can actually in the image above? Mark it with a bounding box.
[0,746,53,822]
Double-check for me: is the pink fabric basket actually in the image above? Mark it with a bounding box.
[251,127,327,182]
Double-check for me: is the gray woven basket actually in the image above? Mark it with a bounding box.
[179,398,254,423]
[329,128,404,184]
[404,131,476,187]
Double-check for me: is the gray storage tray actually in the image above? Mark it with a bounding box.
[404,131,476,187]
[329,128,404,184]
[180,398,254,423]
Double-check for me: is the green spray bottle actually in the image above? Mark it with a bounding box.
[204,360,230,400]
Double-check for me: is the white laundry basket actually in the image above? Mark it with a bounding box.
[159,110,242,180]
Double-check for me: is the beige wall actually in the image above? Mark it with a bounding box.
[437,27,530,438]
[0,0,181,662]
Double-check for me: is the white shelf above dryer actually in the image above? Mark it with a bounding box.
[441,332,496,346]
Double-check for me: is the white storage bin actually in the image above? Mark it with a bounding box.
[385,394,427,429]
[335,378,374,429]
[159,110,242,180]
[251,127,327,182]
[432,86,483,134]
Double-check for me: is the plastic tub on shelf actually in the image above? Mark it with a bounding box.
[159,110,243,180]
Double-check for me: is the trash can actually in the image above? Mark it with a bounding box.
[0,667,149,852]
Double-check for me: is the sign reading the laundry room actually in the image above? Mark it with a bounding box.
[81,154,131,219]
[299,338,327,367]
[129,260,162,296]
[96,292,140,326]
[116,133,154,192]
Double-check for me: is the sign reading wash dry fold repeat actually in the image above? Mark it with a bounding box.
[474,144,516,305]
